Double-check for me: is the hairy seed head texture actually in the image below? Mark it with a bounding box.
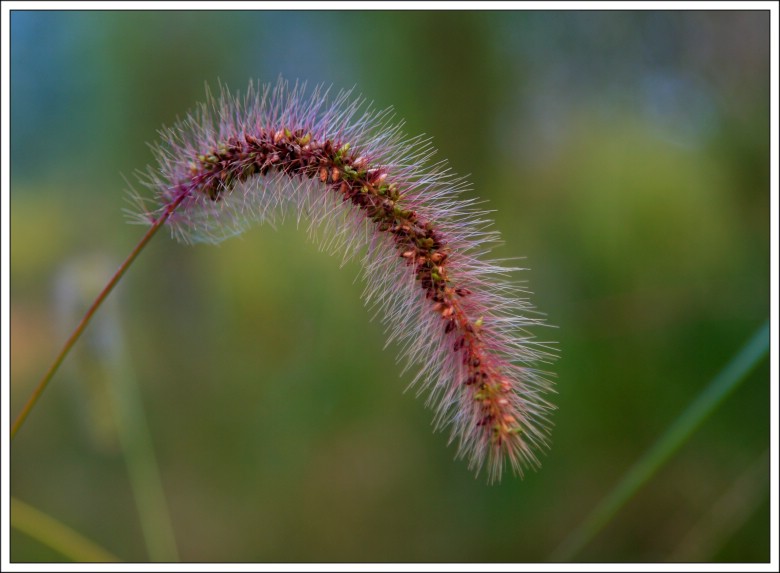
[131,78,556,483]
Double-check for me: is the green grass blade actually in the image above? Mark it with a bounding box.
[552,320,770,561]
[11,497,120,562]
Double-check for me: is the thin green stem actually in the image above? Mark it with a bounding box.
[552,320,770,561]
[11,497,120,562]
[108,337,180,560]
[11,194,186,439]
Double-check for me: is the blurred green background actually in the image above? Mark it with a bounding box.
[10,9,770,563]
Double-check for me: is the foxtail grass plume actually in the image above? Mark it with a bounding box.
[130,78,555,482]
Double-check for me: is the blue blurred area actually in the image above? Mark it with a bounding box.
[10,9,770,563]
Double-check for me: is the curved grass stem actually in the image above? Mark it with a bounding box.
[11,195,186,439]
[551,320,770,561]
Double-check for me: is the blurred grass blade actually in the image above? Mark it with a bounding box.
[552,320,770,561]
[111,363,180,562]
[11,497,120,562]
[670,448,770,560]
[54,256,180,562]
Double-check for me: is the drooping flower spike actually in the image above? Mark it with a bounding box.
[132,78,555,482]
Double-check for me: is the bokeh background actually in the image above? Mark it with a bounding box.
[9,9,770,563]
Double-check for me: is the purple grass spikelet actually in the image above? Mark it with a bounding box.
[131,78,556,482]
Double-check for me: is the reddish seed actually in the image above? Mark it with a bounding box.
[401,250,415,258]
[331,167,341,182]
[442,306,454,318]
[319,167,328,182]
